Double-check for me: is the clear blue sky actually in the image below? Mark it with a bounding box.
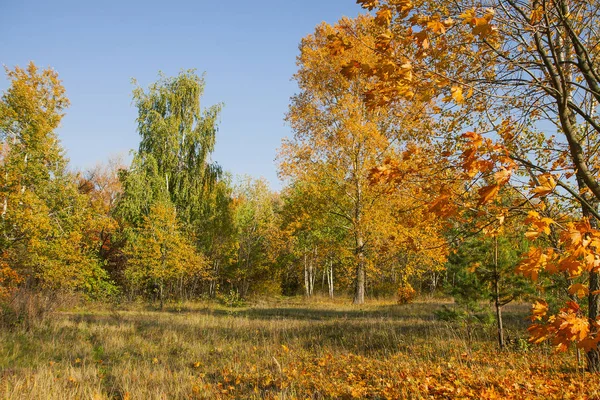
[0,0,362,189]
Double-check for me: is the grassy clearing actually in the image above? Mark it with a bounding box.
[0,296,598,399]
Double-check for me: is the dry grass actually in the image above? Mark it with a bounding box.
[0,296,597,399]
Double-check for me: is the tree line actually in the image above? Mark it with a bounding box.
[0,62,449,311]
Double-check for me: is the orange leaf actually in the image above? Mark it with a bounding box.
[477,184,500,206]
[356,0,379,11]
[568,283,589,298]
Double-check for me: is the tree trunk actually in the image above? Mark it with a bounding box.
[327,259,334,299]
[159,280,164,310]
[577,177,600,371]
[354,234,365,304]
[308,247,316,296]
[587,271,600,371]
[587,201,600,371]
[304,251,310,297]
[493,236,505,350]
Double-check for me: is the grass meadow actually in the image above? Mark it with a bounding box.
[1,296,599,399]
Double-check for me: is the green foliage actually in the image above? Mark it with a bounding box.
[124,70,222,229]
[446,233,534,309]
[220,289,245,308]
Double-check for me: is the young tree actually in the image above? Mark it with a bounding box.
[448,226,534,349]
[124,201,206,308]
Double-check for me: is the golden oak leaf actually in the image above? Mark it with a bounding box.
[578,336,600,352]
[341,61,361,79]
[327,34,352,56]
[494,168,511,185]
[459,8,476,23]
[462,131,483,147]
[525,230,541,240]
[524,210,540,224]
[392,0,413,14]
[532,173,556,197]
[564,300,581,313]
[561,313,589,342]
[427,19,446,34]
[471,17,494,37]
[559,257,584,278]
[528,323,550,344]
[376,33,392,50]
[516,247,549,281]
[529,7,544,24]
[414,31,429,49]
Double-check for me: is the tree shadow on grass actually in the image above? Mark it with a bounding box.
[62,308,499,361]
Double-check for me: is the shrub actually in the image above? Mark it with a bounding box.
[397,283,416,304]
[0,289,80,329]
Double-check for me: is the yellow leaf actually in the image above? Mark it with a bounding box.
[494,168,511,185]
[531,300,548,321]
[375,8,393,26]
[427,19,446,34]
[532,173,556,197]
[451,86,464,103]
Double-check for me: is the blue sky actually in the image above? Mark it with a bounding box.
[0,0,362,189]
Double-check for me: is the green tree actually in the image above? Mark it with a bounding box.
[120,70,222,229]
[447,230,533,349]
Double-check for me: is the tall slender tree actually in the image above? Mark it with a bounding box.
[280,16,445,304]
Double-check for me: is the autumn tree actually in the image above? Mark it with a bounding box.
[279,182,350,298]
[77,155,127,285]
[340,0,600,370]
[117,70,222,299]
[195,174,237,297]
[280,15,446,304]
[124,201,206,308]
[0,63,112,295]
[229,176,282,297]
